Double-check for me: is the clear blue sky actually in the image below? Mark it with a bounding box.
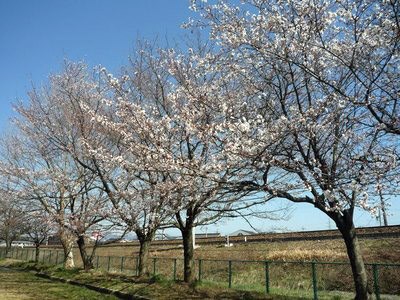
[0,0,398,235]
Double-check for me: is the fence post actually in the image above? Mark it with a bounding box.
[173,259,177,281]
[96,256,99,269]
[49,250,52,264]
[311,261,318,300]
[153,258,156,276]
[120,257,125,272]
[372,264,380,300]
[25,249,29,261]
[265,261,270,294]
[107,256,111,271]
[42,250,46,263]
[198,259,202,282]
[55,251,59,265]
[228,260,232,288]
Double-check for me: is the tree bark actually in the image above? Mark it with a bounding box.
[335,211,370,300]
[137,237,151,277]
[379,191,389,226]
[136,229,155,277]
[77,235,93,271]
[59,231,75,269]
[181,224,195,283]
[35,244,40,263]
[5,239,11,258]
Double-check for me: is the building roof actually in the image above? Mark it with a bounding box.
[229,230,256,236]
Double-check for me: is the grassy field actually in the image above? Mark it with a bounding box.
[0,264,117,299]
[0,259,369,300]
[64,236,400,263]
[0,259,275,300]
[6,236,399,299]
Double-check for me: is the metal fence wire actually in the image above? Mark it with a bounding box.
[0,247,399,299]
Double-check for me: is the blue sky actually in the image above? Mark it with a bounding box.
[0,0,398,235]
[0,0,191,129]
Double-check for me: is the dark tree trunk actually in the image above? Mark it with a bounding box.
[5,240,12,258]
[137,237,151,277]
[334,211,370,300]
[136,230,155,277]
[181,224,195,283]
[77,235,93,271]
[35,244,40,263]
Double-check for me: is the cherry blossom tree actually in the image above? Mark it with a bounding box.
[185,0,399,298]
[0,64,115,270]
[25,211,54,262]
[6,61,171,275]
[0,134,101,269]
[161,47,272,282]
[27,60,176,276]
[75,41,265,282]
[0,189,27,256]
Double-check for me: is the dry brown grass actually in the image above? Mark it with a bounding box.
[41,237,400,265]
[149,238,400,263]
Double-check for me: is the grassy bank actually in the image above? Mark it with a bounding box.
[5,237,400,298]
[0,258,370,300]
[0,260,117,299]
[0,259,273,299]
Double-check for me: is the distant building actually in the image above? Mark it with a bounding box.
[229,230,256,236]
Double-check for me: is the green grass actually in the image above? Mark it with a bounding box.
[1,258,398,299]
[0,259,277,299]
[197,279,357,300]
[0,264,118,299]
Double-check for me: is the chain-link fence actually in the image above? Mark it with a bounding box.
[1,247,399,299]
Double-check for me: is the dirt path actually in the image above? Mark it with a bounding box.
[0,267,117,300]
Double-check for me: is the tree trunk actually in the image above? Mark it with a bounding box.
[379,191,389,226]
[335,212,370,300]
[59,231,75,269]
[137,237,151,277]
[181,225,195,283]
[135,229,155,277]
[5,240,11,258]
[35,244,40,263]
[77,235,93,271]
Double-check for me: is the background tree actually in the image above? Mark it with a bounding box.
[25,211,54,262]
[0,64,115,269]
[0,190,27,256]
